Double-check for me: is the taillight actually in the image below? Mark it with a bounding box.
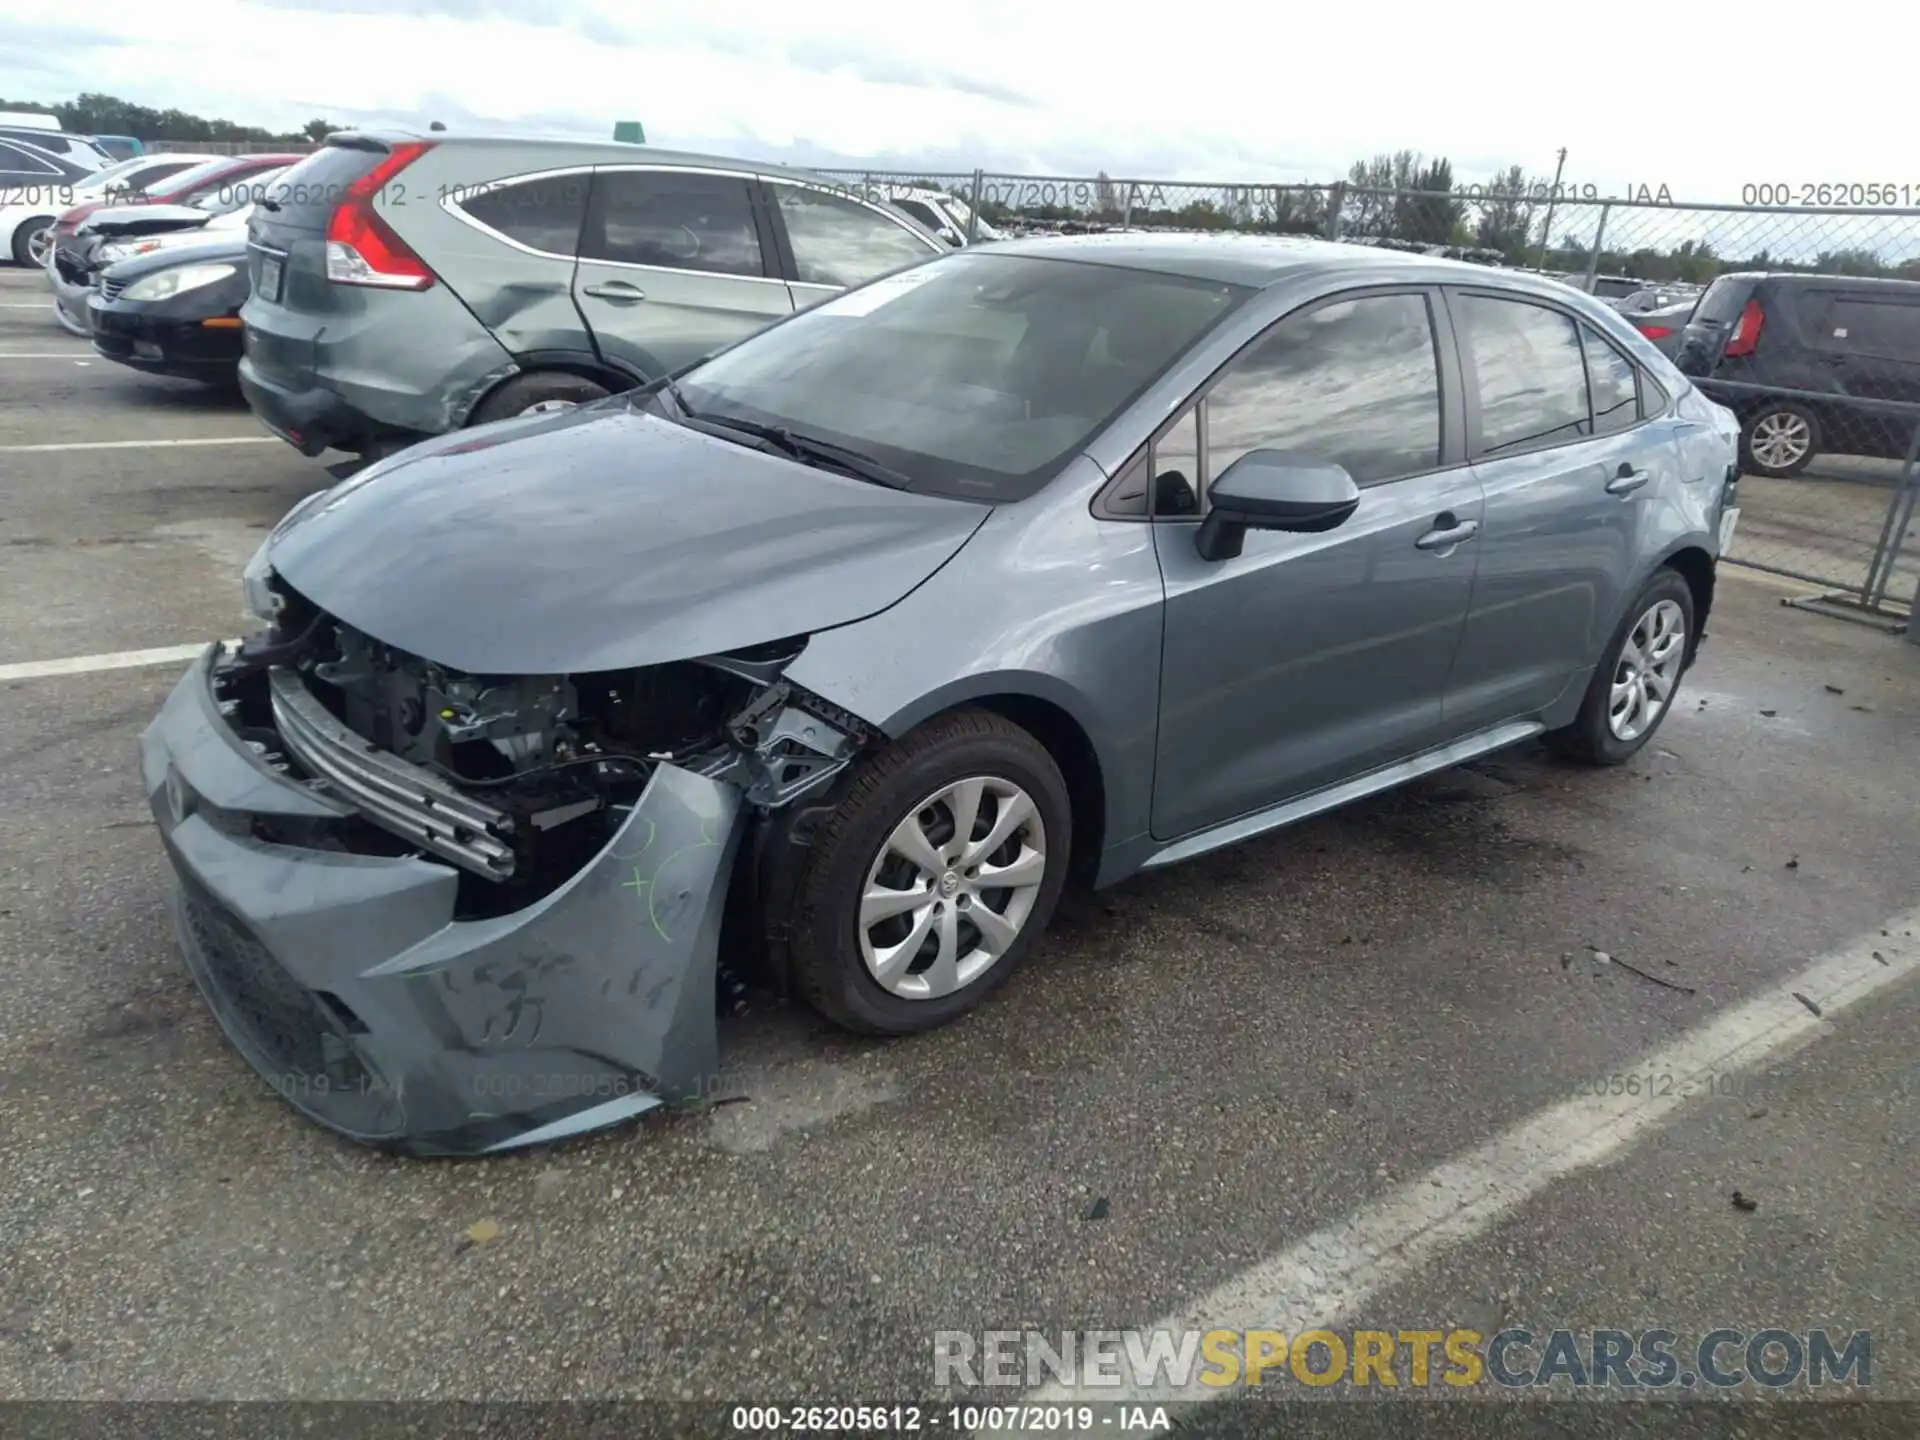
[1636,324,1673,340]
[324,141,436,290]
[1723,298,1764,357]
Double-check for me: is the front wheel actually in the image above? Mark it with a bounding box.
[1546,569,1696,765]
[786,709,1071,1035]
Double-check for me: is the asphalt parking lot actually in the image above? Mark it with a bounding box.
[2,259,1917,1436]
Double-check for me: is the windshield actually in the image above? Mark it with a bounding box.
[674,251,1250,502]
[148,160,232,202]
[82,156,149,191]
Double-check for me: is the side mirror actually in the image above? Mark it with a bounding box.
[1194,450,1360,562]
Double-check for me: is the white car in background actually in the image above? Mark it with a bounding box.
[0,137,101,265]
[873,185,1004,247]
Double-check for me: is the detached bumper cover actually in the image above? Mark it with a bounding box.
[140,648,744,1155]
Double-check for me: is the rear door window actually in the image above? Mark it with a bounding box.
[766,182,940,287]
[1457,293,1591,456]
[454,173,588,256]
[582,169,765,276]
[1820,297,1920,362]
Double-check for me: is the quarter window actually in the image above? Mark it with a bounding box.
[458,174,589,256]
[584,171,765,277]
[767,182,939,287]
[1581,324,1640,436]
[1458,294,1591,456]
[1203,292,1441,489]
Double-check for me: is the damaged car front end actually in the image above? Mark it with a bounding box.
[142,606,868,1154]
[137,404,981,1156]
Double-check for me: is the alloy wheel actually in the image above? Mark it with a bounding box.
[857,776,1048,1001]
[25,223,53,268]
[1609,598,1687,742]
[1750,411,1811,471]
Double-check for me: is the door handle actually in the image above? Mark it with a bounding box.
[1606,464,1650,496]
[1414,516,1479,551]
[582,281,646,303]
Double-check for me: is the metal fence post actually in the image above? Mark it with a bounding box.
[1324,182,1346,240]
[967,169,983,243]
[1582,203,1611,289]
[1861,416,1920,618]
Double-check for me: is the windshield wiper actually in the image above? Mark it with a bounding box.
[686,414,912,490]
[626,369,701,421]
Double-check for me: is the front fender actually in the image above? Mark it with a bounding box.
[781,469,1166,879]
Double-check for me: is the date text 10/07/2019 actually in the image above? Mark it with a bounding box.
[729,1405,1168,1433]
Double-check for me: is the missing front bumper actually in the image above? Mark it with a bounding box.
[141,649,746,1155]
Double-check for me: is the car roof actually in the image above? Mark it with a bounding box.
[1731,270,1920,293]
[978,231,1596,295]
[328,129,863,185]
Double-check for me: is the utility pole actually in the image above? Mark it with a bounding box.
[1537,147,1568,268]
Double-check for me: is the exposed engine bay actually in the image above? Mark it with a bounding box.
[211,577,871,917]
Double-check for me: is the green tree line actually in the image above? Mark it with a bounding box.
[0,91,336,144]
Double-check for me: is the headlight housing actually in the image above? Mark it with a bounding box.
[120,262,240,303]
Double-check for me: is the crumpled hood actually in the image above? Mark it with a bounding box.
[79,203,213,239]
[266,406,991,676]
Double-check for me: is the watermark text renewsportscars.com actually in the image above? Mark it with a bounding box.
[934,1326,1871,1391]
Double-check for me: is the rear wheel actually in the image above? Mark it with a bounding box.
[1740,401,1819,477]
[467,372,611,426]
[786,709,1071,1035]
[11,216,53,268]
[1546,568,1695,765]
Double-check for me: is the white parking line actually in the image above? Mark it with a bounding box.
[983,908,1919,1425]
[0,642,232,682]
[0,303,57,308]
[0,352,95,360]
[0,436,277,454]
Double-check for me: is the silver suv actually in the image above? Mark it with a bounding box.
[238,132,947,460]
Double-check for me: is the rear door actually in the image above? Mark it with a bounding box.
[760,178,947,311]
[1443,289,1673,731]
[572,166,792,381]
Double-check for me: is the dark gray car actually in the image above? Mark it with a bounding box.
[144,236,1741,1154]
[237,132,947,461]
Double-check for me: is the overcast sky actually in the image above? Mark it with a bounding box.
[0,0,1900,200]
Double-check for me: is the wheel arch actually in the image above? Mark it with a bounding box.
[1658,543,1717,650]
[457,350,641,427]
[858,673,1116,883]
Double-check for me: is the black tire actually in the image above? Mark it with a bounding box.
[468,372,611,426]
[786,708,1072,1036]
[1546,568,1696,765]
[10,216,52,268]
[1739,401,1820,478]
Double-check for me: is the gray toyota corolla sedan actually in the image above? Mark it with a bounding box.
[142,233,1742,1154]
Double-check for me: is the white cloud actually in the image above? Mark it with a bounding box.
[0,0,1903,199]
